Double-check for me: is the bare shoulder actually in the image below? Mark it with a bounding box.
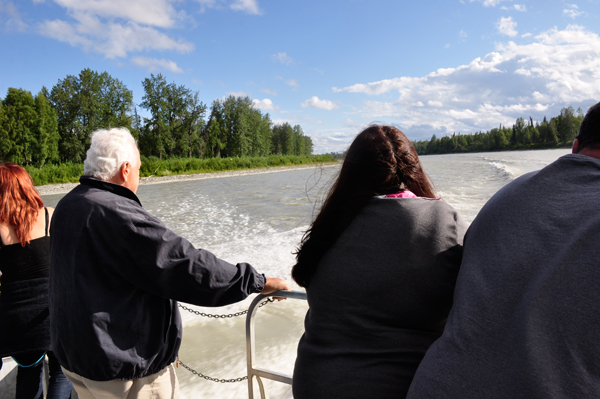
[0,222,18,245]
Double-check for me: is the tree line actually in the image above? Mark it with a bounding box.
[412,106,585,155]
[0,69,313,167]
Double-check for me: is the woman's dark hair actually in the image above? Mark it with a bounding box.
[576,101,600,151]
[292,125,435,287]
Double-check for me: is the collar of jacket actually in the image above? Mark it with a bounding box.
[79,176,143,207]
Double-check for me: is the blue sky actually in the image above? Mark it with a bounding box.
[1,0,599,153]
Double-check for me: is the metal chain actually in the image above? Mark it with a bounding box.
[177,297,274,318]
[178,360,247,383]
[176,297,275,383]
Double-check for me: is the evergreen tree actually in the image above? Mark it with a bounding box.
[1,88,38,165]
[33,91,60,166]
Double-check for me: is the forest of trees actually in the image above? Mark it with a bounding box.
[412,107,585,155]
[0,69,313,167]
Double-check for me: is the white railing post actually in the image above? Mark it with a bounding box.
[246,290,307,399]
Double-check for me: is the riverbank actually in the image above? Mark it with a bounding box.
[36,162,340,196]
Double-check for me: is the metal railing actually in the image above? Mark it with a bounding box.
[246,290,307,399]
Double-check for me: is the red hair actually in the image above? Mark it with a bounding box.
[0,163,44,247]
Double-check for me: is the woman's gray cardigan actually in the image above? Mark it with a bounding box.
[293,197,468,399]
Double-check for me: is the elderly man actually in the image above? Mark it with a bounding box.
[407,101,600,398]
[49,127,289,398]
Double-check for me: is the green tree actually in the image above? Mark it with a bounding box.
[557,106,577,144]
[33,91,60,166]
[140,74,206,158]
[0,88,38,165]
[181,92,207,158]
[48,69,134,162]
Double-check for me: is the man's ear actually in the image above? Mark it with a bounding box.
[572,139,580,154]
[121,161,131,182]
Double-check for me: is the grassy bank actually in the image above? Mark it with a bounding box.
[26,154,337,186]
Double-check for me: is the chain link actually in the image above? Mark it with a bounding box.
[176,297,275,383]
[178,360,247,383]
[177,297,274,318]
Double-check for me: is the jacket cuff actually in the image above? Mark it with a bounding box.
[253,274,266,293]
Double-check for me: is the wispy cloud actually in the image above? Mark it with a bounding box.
[502,4,527,11]
[271,52,293,65]
[252,98,274,110]
[261,88,277,96]
[0,0,28,31]
[195,0,218,13]
[195,0,261,14]
[563,4,584,19]
[36,0,194,59]
[131,57,184,73]
[286,79,299,88]
[301,96,338,111]
[469,0,512,7]
[226,91,250,97]
[230,0,261,15]
[496,16,518,37]
[332,25,600,140]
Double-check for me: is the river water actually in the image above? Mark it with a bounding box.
[40,148,571,399]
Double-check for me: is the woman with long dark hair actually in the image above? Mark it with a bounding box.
[292,126,468,398]
[0,163,72,398]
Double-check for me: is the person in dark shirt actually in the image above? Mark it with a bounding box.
[49,127,289,399]
[0,162,72,399]
[407,103,600,398]
[291,125,468,399]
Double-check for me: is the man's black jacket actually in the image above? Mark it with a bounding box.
[49,176,265,381]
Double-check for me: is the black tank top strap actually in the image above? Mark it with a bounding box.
[0,233,4,248]
[44,207,49,237]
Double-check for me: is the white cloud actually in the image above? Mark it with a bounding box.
[501,4,526,11]
[332,25,600,140]
[230,0,260,15]
[459,30,468,40]
[261,88,277,96]
[195,0,218,12]
[497,16,518,37]
[195,0,261,14]
[252,98,274,110]
[52,0,181,28]
[301,96,338,111]
[38,17,194,58]
[225,91,250,97]
[0,1,28,31]
[272,52,293,65]
[36,0,194,58]
[271,118,293,125]
[131,57,183,73]
[286,79,299,88]
[469,0,512,7]
[563,4,584,19]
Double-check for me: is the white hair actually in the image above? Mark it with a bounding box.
[84,128,139,181]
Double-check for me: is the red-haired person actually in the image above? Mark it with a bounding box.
[292,126,468,399]
[0,163,72,399]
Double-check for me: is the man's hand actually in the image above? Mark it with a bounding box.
[261,278,291,300]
